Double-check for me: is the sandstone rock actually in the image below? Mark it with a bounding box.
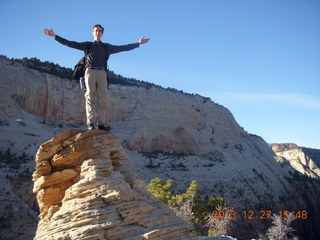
[270,143,320,178]
[2,56,320,239]
[0,56,246,155]
[33,130,196,240]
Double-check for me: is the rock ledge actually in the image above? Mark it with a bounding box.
[33,129,196,240]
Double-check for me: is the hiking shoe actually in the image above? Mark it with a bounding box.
[98,125,111,131]
[88,123,95,130]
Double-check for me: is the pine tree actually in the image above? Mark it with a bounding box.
[147,178,227,225]
[147,177,174,205]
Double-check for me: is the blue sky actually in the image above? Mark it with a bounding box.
[1,0,319,148]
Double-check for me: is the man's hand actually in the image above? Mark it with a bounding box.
[138,37,150,45]
[43,28,56,38]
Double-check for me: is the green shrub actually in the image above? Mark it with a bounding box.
[147,177,226,224]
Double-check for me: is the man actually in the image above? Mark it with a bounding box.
[43,24,149,131]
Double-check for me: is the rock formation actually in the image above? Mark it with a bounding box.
[1,56,320,239]
[0,56,253,155]
[32,129,196,240]
[270,143,320,178]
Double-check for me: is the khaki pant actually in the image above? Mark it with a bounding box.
[84,68,107,126]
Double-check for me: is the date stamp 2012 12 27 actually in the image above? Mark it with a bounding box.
[211,210,308,220]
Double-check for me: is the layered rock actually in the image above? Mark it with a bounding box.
[32,129,196,240]
[0,56,247,155]
[2,56,320,239]
[270,143,320,178]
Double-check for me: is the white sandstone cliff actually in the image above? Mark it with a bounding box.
[270,143,320,178]
[1,56,320,239]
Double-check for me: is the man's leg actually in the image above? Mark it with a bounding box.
[84,69,97,128]
[96,70,110,130]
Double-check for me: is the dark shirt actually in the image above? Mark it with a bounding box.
[55,35,139,68]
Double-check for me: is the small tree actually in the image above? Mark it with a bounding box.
[266,212,297,240]
[147,178,227,226]
[147,177,174,205]
[205,205,234,236]
[192,195,226,223]
[171,180,198,206]
[147,178,198,207]
[147,178,197,224]
[170,198,194,225]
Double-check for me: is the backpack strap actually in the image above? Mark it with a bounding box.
[72,42,92,81]
[84,42,92,63]
[103,44,109,72]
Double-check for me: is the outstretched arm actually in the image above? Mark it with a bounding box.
[108,37,150,54]
[138,37,150,45]
[42,27,87,51]
[43,28,56,38]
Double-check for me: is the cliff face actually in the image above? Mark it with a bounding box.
[0,57,296,206]
[33,129,196,240]
[1,56,320,239]
[270,143,320,178]
[0,57,86,124]
[0,56,253,155]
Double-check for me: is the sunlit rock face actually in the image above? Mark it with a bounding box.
[270,143,320,178]
[1,56,320,239]
[32,129,196,240]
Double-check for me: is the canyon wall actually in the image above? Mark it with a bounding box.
[1,56,320,239]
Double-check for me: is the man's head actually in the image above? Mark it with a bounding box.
[92,24,104,41]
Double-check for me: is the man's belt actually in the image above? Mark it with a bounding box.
[87,67,105,70]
